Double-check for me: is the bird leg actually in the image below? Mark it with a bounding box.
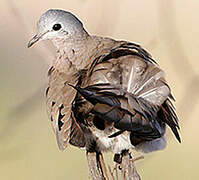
[114,149,129,164]
[114,150,141,180]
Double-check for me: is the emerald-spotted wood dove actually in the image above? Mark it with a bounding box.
[28,9,180,160]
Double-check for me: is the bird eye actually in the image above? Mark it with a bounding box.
[52,24,62,31]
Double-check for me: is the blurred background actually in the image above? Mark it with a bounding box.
[0,0,198,179]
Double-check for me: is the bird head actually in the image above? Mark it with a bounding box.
[28,9,86,48]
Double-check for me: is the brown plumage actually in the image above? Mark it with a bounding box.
[28,9,180,158]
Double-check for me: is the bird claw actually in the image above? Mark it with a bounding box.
[114,153,122,164]
[114,150,144,168]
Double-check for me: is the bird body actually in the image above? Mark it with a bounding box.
[28,9,180,159]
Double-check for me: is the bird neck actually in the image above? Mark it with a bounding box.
[51,31,97,73]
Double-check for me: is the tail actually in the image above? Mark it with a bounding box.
[158,99,181,143]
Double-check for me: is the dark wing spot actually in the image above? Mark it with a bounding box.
[58,104,65,131]
[45,87,49,96]
[58,119,64,131]
[48,66,54,76]
[52,101,55,107]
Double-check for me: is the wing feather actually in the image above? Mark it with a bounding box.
[46,67,79,150]
[81,42,181,143]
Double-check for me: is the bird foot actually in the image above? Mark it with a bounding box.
[114,149,129,164]
[114,150,144,166]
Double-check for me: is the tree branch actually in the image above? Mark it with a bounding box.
[86,151,141,180]
[120,151,141,180]
[86,151,108,180]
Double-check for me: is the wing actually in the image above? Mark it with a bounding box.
[46,66,83,150]
[72,42,180,144]
[69,113,86,148]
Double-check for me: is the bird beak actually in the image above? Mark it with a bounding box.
[27,33,42,48]
[27,31,48,48]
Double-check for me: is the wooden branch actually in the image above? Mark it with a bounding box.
[86,151,109,180]
[120,151,141,180]
[86,151,141,180]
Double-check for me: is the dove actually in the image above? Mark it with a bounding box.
[28,9,180,163]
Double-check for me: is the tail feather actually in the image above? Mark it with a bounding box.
[158,100,181,143]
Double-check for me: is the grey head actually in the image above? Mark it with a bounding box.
[28,9,87,48]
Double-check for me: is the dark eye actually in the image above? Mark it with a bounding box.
[52,24,62,31]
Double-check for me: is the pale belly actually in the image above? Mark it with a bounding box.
[86,125,167,154]
[89,126,134,154]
